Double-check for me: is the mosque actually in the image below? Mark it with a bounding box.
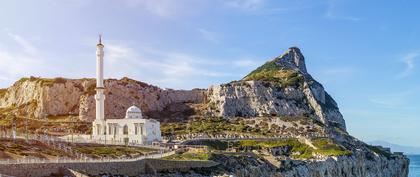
[91,36,162,145]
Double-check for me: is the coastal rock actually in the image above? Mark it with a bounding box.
[280,153,409,177]
[153,152,409,177]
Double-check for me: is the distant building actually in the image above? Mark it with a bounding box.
[394,152,404,156]
[91,36,161,145]
[374,146,391,153]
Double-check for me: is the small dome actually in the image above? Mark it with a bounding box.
[127,105,141,113]
[125,105,143,119]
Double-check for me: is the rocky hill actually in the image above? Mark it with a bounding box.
[0,77,205,123]
[160,47,409,177]
[208,47,346,130]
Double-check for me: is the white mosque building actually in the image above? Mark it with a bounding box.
[91,36,162,145]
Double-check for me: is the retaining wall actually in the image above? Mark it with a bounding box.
[0,159,219,177]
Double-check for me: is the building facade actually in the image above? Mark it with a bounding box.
[91,36,161,145]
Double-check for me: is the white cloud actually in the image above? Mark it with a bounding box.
[7,33,38,55]
[122,0,184,17]
[0,32,46,87]
[0,33,259,89]
[324,0,360,22]
[223,0,264,11]
[396,52,418,78]
[104,42,240,89]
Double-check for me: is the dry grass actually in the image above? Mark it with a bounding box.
[0,138,157,160]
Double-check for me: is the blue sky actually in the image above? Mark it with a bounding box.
[0,0,419,147]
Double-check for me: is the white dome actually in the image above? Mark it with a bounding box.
[125,105,143,119]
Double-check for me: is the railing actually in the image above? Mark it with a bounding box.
[0,133,161,149]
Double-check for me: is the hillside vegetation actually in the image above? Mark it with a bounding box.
[242,60,304,87]
[0,138,157,160]
[161,116,325,139]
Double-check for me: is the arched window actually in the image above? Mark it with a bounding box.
[134,123,138,135]
[123,125,129,135]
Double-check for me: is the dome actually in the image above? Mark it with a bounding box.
[125,105,143,119]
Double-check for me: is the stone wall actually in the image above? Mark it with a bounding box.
[0,159,218,177]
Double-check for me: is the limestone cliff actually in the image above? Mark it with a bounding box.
[0,77,205,122]
[161,152,408,177]
[208,47,346,130]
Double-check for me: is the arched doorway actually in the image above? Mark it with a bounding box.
[123,125,128,135]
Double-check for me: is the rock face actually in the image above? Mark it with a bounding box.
[280,154,409,177]
[194,152,409,177]
[207,47,346,130]
[0,77,205,121]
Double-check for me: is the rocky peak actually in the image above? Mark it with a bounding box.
[209,47,347,131]
[242,47,309,85]
[274,47,307,73]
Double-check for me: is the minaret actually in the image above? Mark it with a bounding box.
[95,35,105,121]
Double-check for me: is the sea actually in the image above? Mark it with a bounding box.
[409,155,420,177]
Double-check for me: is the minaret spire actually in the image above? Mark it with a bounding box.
[95,35,105,122]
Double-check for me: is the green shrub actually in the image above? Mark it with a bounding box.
[235,138,351,159]
[367,145,392,158]
[312,138,352,156]
[85,83,97,95]
[163,152,210,161]
[14,77,30,86]
[38,77,67,86]
[242,60,304,87]
[161,118,272,137]
[236,139,313,159]
[75,146,155,157]
[53,77,67,84]
[197,140,228,150]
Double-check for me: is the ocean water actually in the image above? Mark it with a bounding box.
[409,155,420,177]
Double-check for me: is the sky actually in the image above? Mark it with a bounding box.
[0,0,419,147]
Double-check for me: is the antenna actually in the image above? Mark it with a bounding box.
[99,34,102,44]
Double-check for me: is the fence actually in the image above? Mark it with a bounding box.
[0,132,161,150]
